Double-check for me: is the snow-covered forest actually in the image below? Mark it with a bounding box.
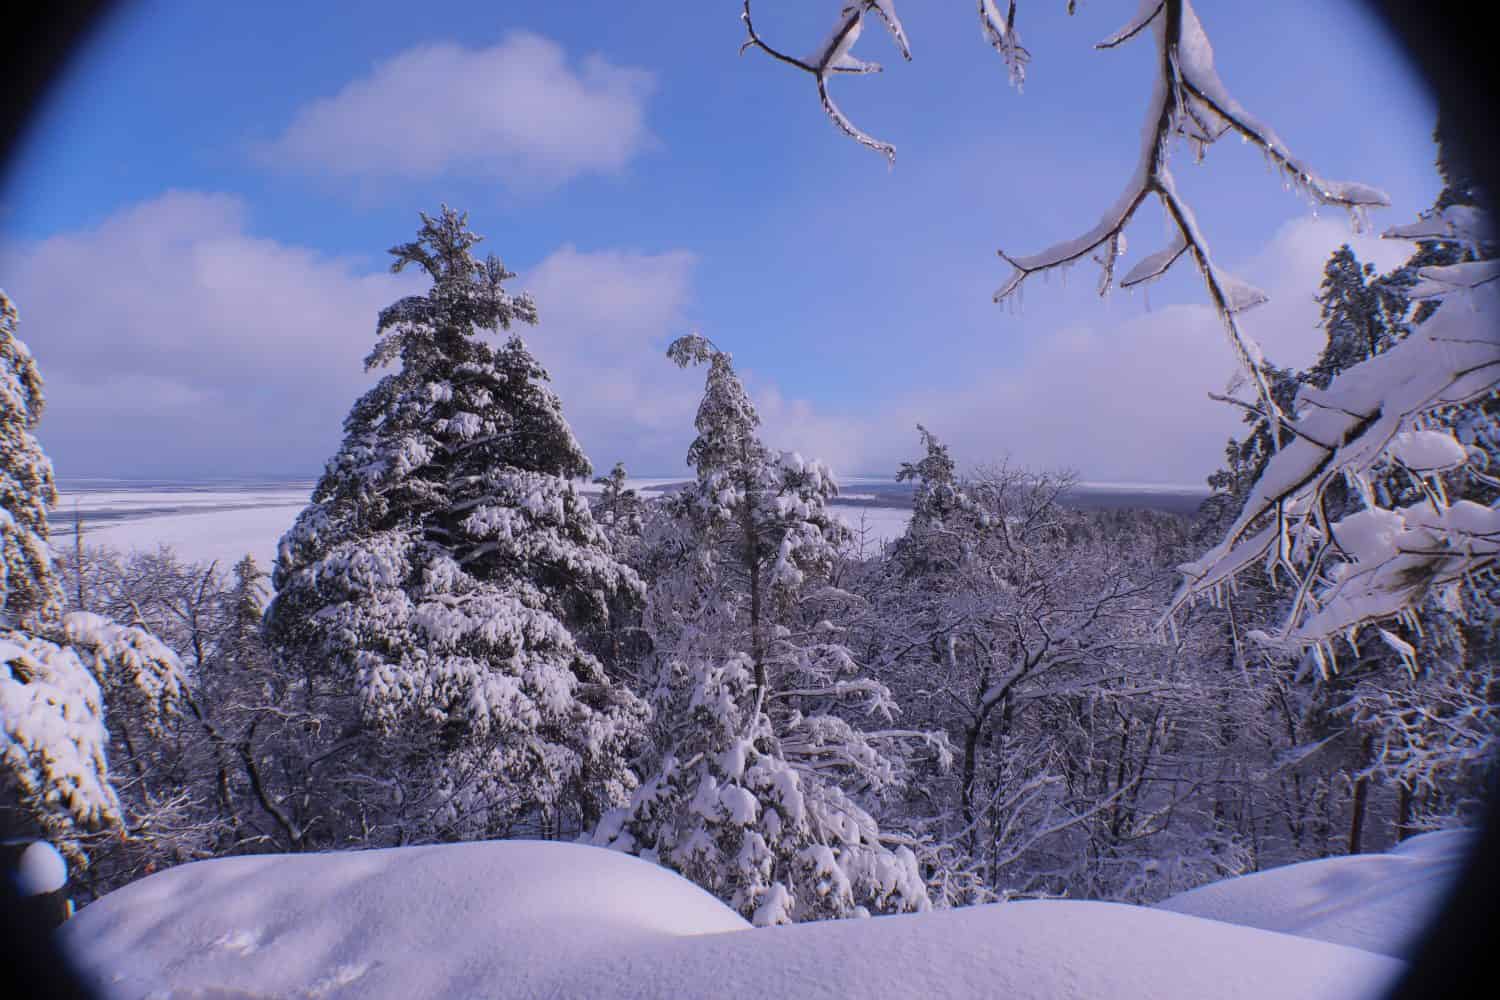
[2,1,1496,997]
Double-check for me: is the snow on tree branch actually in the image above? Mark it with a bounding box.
[1384,203,1491,244]
[740,1,1045,162]
[737,2,1387,425]
[1167,210,1500,670]
[740,0,915,164]
[993,0,1389,421]
[1,632,121,865]
[666,332,720,369]
[978,1,1030,88]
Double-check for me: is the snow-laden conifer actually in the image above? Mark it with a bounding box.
[268,208,647,838]
[1,631,119,857]
[1,290,62,628]
[2,290,114,858]
[595,335,945,924]
[1307,246,1407,390]
[591,462,646,543]
[1,291,183,863]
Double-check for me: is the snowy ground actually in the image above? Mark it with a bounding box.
[1154,828,1470,957]
[59,835,1462,999]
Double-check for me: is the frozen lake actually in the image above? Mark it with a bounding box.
[48,477,704,571]
[49,476,1207,574]
[51,480,318,572]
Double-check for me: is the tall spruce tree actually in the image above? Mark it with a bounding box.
[595,335,942,925]
[2,291,182,864]
[2,289,116,854]
[1,291,62,629]
[268,208,647,842]
[1307,246,1405,390]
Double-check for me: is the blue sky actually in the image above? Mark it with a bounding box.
[0,0,1440,483]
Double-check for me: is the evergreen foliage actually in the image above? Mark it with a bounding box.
[591,462,646,542]
[268,207,647,840]
[1307,246,1406,390]
[0,290,62,628]
[1,291,183,866]
[596,335,943,924]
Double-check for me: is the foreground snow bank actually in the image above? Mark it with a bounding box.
[1155,830,1469,958]
[64,841,748,999]
[65,840,1405,1000]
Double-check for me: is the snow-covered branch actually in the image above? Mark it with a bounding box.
[994,0,1387,419]
[1169,209,1500,666]
[740,0,913,163]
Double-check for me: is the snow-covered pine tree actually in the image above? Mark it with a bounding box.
[888,424,980,577]
[225,555,270,670]
[1201,364,1303,528]
[591,462,646,542]
[3,289,118,856]
[1307,246,1406,390]
[1,291,61,630]
[268,207,647,843]
[1,291,183,865]
[594,334,944,925]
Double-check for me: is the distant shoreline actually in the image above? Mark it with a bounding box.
[50,477,1212,531]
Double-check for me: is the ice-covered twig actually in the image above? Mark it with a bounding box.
[1383,205,1494,250]
[979,0,1030,88]
[995,0,1388,424]
[1096,0,1165,50]
[1119,232,1186,289]
[740,0,912,163]
[741,0,1050,163]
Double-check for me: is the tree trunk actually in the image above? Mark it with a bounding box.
[1347,733,1376,855]
[72,503,86,610]
[960,722,983,850]
[740,455,767,709]
[1396,781,1414,843]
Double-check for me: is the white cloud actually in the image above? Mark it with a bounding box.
[257,33,655,186]
[821,216,1417,483]
[3,194,1412,489]
[745,380,871,482]
[2,191,423,477]
[520,245,703,474]
[0,192,707,479]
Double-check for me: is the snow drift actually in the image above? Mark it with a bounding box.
[1155,828,1470,958]
[62,839,1416,999]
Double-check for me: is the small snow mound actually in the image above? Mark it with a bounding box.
[64,840,749,999]
[561,899,1401,1000]
[14,840,68,895]
[1155,839,1467,957]
[1389,828,1475,862]
[211,929,262,956]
